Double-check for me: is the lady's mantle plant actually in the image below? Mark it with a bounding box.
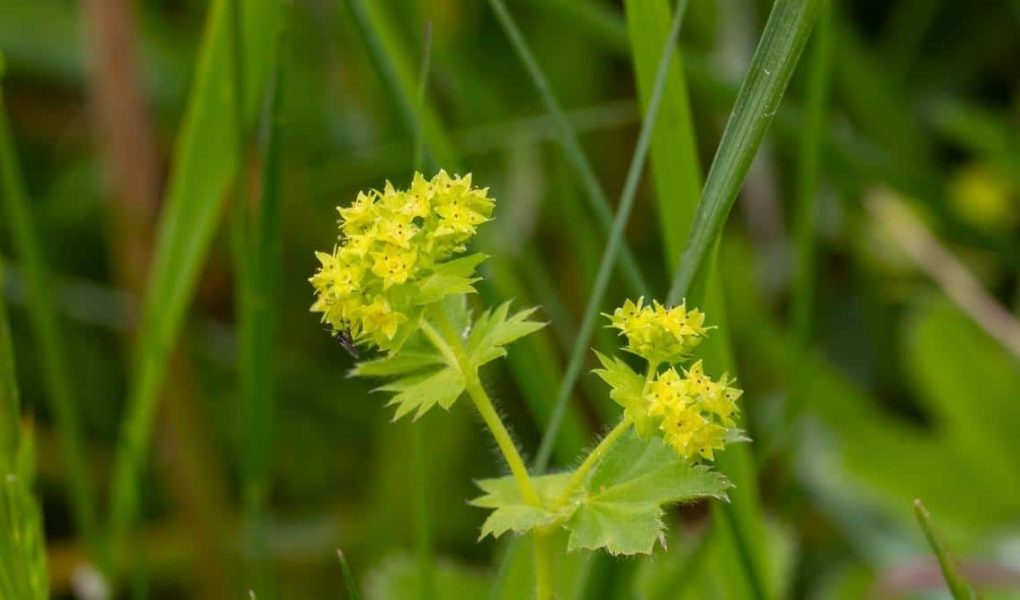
[311,172,745,596]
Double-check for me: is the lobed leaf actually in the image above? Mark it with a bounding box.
[379,367,465,421]
[592,351,659,437]
[415,253,488,305]
[470,430,730,556]
[566,430,731,555]
[470,473,573,540]
[352,350,445,378]
[465,301,546,368]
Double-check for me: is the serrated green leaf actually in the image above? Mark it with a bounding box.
[565,431,731,555]
[352,350,445,378]
[470,430,729,555]
[415,253,488,304]
[465,301,546,368]
[380,367,465,421]
[592,352,655,437]
[470,473,573,540]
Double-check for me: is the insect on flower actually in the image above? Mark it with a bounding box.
[335,326,360,359]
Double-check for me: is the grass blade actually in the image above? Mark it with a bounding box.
[791,0,832,346]
[659,0,820,596]
[487,0,649,296]
[913,499,978,600]
[235,2,289,595]
[106,0,282,579]
[344,0,457,170]
[411,20,436,600]
[623,0,703,272]
[532,0,689,471]
[0,65,99,558]
[337,549,363,600]
[668,0,820,303]
[0,257,17,461]
[0,252,47,599]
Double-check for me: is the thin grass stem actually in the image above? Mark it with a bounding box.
[0,79,100,560]
[533,0,689,472]
[487,0,649,296]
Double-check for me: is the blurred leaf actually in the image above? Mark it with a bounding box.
[623,0,702,271]
[0,422,48,600]
[0,72,98,555]
[913,499,978,600]
[338,549,363,600]
[0,270,47,600]
[723,242,1020,529]
[905,298,1020,492]
[364,555,487,600]
[107,0,282,570]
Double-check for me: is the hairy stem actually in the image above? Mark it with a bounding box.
[422,314,541,507]
[555,415,632,505]
[464,376,541,507]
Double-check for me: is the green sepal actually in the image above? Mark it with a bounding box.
[415,253,488,304]
[592,352,654,437]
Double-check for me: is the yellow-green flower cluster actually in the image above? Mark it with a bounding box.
[601,298,742,461]
[606,297,707,363]
[310,171,494,348]
[646,361,741,460]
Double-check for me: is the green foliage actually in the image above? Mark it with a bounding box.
[364,555,489,600]
[0,261,47,600]
[0,424,48,600]
[913,500,977,600]
[592,351,652,436]
[465,302,546,369]
[472,430,730,556]
[354,300,545,421]
[107,0,283,574]
[415,253,488,305]
[668,0,821,301]
[471,473,573,539]
[381,366,465,421]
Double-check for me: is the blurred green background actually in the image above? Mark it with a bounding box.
[1,0,1019,598]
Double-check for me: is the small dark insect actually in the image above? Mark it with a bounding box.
[336,328,360,359]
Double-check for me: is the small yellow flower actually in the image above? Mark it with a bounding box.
[660,406,708,458]
[646,368,686,417]
[605,297,707,363]
[371,249,417,288]
[359,296,404,342]
[311,171,495,351]
[689,422,726,460]
[377,217,419,248]
[700,375,741,428]
[598,298,746,461]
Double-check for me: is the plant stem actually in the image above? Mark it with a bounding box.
[555,415,632,505]
[463,374,541,507]
[421,315,541,507]
[533,528,553,600]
